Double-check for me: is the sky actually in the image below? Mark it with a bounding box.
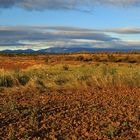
[0,0,140,51]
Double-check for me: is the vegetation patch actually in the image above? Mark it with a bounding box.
[0,75,14,87]
[0,53,140,139]
[17,75,30,86]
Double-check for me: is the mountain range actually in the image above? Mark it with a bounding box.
[0,47,140,54]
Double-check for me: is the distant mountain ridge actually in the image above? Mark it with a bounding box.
[0,47,140,53]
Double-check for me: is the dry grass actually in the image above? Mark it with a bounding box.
[0,53,140,139]
[0,52,140,70]
[0,63,140,89]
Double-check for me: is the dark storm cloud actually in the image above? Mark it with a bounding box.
[0,26,140,51]
[47,31,118,41]
[0,0,140,11]
[46,40,140,50]
[0,0,17,8]
[0,26,119,46]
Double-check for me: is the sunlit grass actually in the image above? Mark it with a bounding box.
[0,63,140,90]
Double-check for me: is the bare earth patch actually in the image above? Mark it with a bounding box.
[0,87,140,139]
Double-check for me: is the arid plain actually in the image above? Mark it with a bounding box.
[0,52,140,139]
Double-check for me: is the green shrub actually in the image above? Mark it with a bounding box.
[63,65,69,71]
[0,75,14,87]
[36,79,47,92]
[93,55,100,61]
[107,54,117,62]
[76,56,85,61]
[83,57,93,62]
[45,57,49,63]
[128,59,137,63]
[17,75,30,86]
[55,78,69,85]
[123,56,137,63]
[107,129,115,138]
[115,58,122,62]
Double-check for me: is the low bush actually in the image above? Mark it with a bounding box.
[107,54,117,62]
[63,65,69,71]
[45,57,49,63]
[76,56,85,61]
[0,75,14,87]
[83,57,93,62]
[55,78,69,85]
[17,75,30,86]
[123,56,137,63]
[93,55,100,61]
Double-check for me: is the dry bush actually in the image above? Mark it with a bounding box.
[62,64,69,71]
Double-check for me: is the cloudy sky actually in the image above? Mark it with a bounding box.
[0,0,140,51]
